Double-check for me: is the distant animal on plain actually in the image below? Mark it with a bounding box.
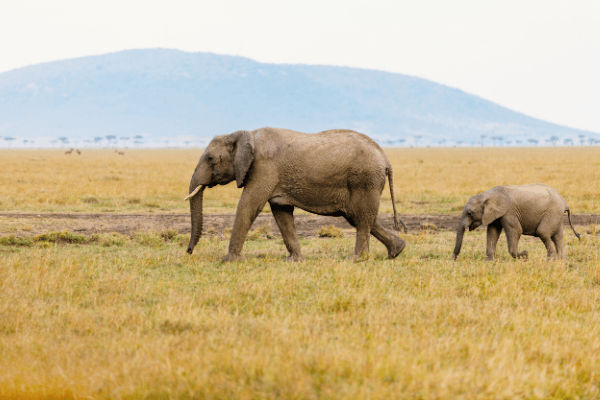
[453,184,580,260]
[75,149,81,155]
[114,149,125,155]
[185,127,407,262]
[64,148,74,155]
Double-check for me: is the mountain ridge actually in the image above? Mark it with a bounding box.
[0,48,597,147]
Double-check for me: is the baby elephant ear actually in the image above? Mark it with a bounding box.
[481,192,509,226]
[232,130,255,188]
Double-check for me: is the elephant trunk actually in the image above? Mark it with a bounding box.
[453,221,466,260]
[186,185,205,254]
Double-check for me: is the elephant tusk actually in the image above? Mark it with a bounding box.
[184,185,203,201]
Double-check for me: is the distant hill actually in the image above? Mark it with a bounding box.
[0,48,598,147]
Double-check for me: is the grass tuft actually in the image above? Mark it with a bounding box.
[318,225,344,238]
[33,231,90,244]
[0,235,33,247]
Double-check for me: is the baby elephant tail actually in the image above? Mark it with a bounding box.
[566,208,581,239]
[387,166,407,233]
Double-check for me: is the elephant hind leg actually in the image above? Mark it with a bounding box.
[346,190,380,259]
[551,230,564,259]
[540,235,558,259]
[270,202,303,261]
[371,220,406,259]
[537,216,561,259]
[343,214,373,259]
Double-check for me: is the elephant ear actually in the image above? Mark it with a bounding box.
[481,191,510,226]
[232,130,255,188]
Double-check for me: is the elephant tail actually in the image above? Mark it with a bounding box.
[387,166,407,233]
[566,208,581,239]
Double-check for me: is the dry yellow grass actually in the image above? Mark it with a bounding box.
[1,229,600,399]
[1,147,600,398]
[1,147,599,214]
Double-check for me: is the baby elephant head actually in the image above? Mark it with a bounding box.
[453,189,510,259]
[185,130,255,255]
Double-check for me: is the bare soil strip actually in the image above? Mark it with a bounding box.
[1,212,598,238]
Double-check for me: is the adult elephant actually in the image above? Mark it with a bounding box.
[185,127,407,262]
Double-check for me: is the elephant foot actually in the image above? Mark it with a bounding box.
[387,237,406,259]
[286,253,304,262]
[352,252,370,262]
[222,253,243,263]
[518,251,528,260]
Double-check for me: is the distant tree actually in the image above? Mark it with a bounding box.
[527,138,539,146]
[578,134,585,146]
[134,135,143,140]
[105,135,117,143]
[563,138,574,146]
[480,134,487,147]
[93,136,103,146]
[413,135,423,147]
[58,137,69,146]
[491,135,504,146]
[549,136,559,146]
[3,137,15,147]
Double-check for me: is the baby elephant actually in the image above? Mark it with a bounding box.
[453,184,580,260]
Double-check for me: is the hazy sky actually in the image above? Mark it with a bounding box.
[1,0,599,132]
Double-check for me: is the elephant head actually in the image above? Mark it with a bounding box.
[453,189,510,259]
[185,130,255,254]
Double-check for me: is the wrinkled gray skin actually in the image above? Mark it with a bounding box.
[453,184,581,260]
[186,127,407,262]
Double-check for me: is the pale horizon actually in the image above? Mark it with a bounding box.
[1,0,599,133]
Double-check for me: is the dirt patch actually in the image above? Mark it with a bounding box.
[1,212,598,238]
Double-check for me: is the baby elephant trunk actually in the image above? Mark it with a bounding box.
[453,222,466,260]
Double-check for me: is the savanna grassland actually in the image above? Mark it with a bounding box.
[1,147,600,399]
[1,147,599,214]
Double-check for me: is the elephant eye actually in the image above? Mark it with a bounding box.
[205,155,214,163]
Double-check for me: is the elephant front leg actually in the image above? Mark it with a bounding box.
[224,187,270,262]
[503,216,527,259]
[270,202,303,261]
[486,221,502,260]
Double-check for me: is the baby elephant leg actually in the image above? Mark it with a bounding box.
[503,216,527,259]
[540,235,558,259]
[485,221,503,260]
[537,216,561,259]
[552,230,564,259]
